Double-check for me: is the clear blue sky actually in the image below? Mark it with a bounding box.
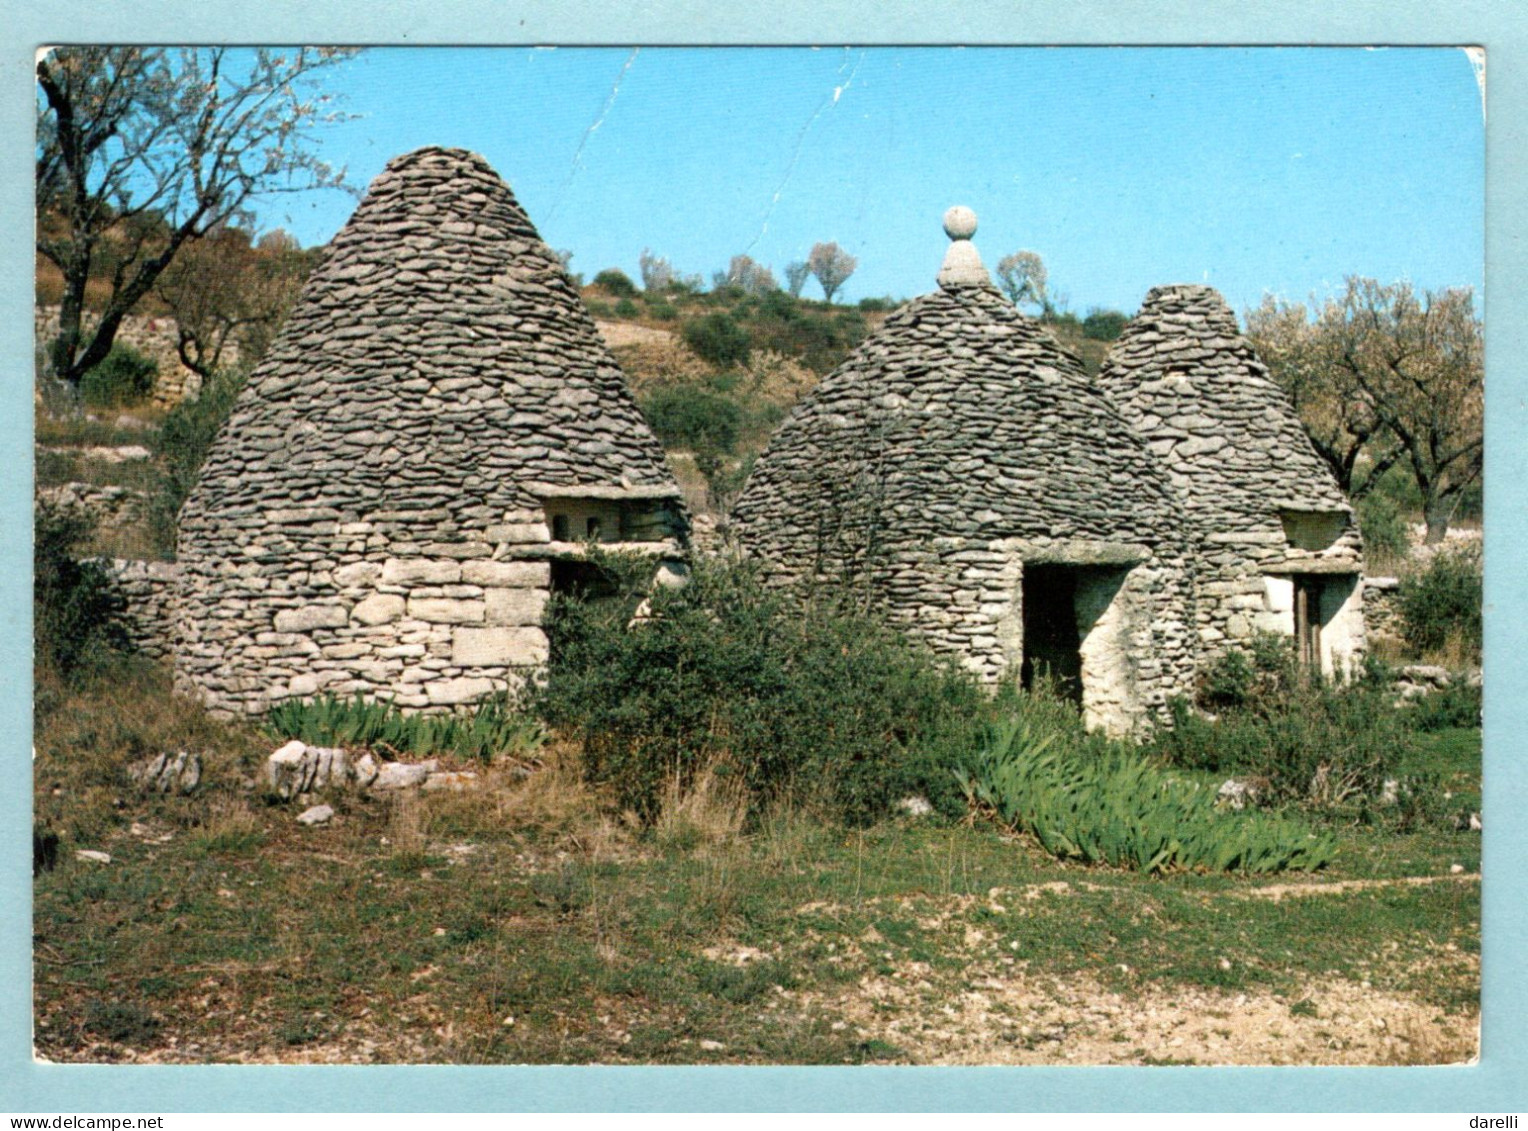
[250,46,1483,317]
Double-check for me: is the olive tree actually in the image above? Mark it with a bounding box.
[1246,278,1483,543]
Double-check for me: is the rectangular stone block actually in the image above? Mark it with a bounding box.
[452,626,549,667]
[333,561,383,587]
[485,587,550,625]
[408,597,486,624]
[486,522,550,543]
[351,592,406,626]
[461,559,551,587]
[381,558,461,585]
[273,605,349,632]
[426,676,496,705]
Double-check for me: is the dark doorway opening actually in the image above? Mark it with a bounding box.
[1021,565,1083,706]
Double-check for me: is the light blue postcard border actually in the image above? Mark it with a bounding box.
[3,1,1524,1114]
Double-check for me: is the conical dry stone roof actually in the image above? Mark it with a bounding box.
[1096,284,1352,531]
[174,147,683,715]
[181,146,677,534]
[734,281,1191,572]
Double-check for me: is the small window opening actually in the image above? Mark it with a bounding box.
[551,514,570,542]
[586,516,601,539]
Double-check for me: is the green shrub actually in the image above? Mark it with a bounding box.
[649,301,679,321]
[1081,309,1129,341]
[614,298,640,318]
[264,692,545,764]
[640,384,743,453]
[1151,671,1412,809]
[956,709,1334,873]
[682,312,751,368]
[1405,679,1482,732]
[80,344,158,408]
[1356,490,1410,562]
[34,501,129,678]
[1399,545,1482,657]
[1196,632,1297,712]
[536,556,991,825]
[744,296,867,373]
[592,269,638,297]
[151,367,246,556]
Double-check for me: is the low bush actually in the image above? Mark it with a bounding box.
[956,710,1335,873]
[1151,664,1413,810]
[1356,490,1411,565]
[151,366,246,556]
[80,344,158,408]
[592,269,639,297]
[1406,679,1483,732]
[34,501,129,679]
[263,692,545,764]
[1399,545,1482,659]
[640,384,743,454]
[1081,309,1130,341]
[536,555,991,825]
[682,312,751,368]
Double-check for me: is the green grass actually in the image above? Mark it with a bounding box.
[33,661,1481,1065]
[264,692,546,765]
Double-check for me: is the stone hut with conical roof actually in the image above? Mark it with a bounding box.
[732,210,1200,735]
[173,147,687,715]
[1096,285,1365,676]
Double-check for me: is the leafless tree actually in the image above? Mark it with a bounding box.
[784,260,811,299]
[638,247,674,293]
[36,46,358,388]
[996,250,1049,314]
[153,225,315,377]
[808,242,857,304]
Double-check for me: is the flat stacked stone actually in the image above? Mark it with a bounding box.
[174,147,685,715]
[733,211,1199,733]
[1096,284,1365,662]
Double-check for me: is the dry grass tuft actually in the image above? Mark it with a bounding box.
[654,766,749,854]
[185,795,266,856]
[610,338,712,392]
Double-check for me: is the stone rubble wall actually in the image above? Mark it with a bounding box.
[1363,577,1404,644]
[38,482,152,538]
[36,306,209,407]
[100,558,182,662]
[173,507,572,715]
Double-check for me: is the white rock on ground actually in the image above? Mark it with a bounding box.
[127,750,202,795]
[74,850,111,864]
[296,804,335,827]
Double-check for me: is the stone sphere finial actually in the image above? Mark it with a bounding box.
[943,205,978,241]
[937,205,988,288]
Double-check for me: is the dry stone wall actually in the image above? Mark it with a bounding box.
[174,147,685,716]
[101,558,181,662]
[35,306,208,407]
[1096,285,1365,673]
[734,280,1200,733]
